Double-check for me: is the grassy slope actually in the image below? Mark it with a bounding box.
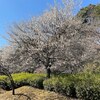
[0,86,78,100]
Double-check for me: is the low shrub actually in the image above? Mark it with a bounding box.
[27,76,45,88]
[43,73,100,100]
[0,75,8,90]
[76,74,100,100]
[0,73,45,90]
[43,76,77,97]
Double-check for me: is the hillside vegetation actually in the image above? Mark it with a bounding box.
[77,4,100,18]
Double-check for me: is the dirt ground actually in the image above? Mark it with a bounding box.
[0,86,80,100]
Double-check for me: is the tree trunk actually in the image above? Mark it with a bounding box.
[9,75,15,95]
[46,67,51,78]
[0,66,15,95]
[11,79,15,95]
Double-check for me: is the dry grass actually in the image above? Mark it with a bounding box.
[0,88,5,94]
[0,86,79,100]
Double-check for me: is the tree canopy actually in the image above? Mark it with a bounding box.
[0,0,100,77]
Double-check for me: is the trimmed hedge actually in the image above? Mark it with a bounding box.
[0,75,8,90]
[0,72,100,100]
[0,73,45,90]
[43,73,100,100]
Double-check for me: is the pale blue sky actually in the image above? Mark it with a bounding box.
[0,0,99,48]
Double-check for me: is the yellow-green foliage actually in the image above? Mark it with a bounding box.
[0,75,7,81]
[12,72,45,83]
[0,73,46,89]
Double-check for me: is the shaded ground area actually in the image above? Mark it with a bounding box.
[0,86,79,100]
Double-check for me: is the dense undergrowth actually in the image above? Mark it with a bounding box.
[0,72,100,100]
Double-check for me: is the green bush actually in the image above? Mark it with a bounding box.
[76,74,100,100]
[0,75,8,89]
[27,76,45,88]
[43,73,100,99]
[43,75,77,97]
[0,73,46,90]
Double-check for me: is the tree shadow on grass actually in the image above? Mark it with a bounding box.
[15,93,33,100]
